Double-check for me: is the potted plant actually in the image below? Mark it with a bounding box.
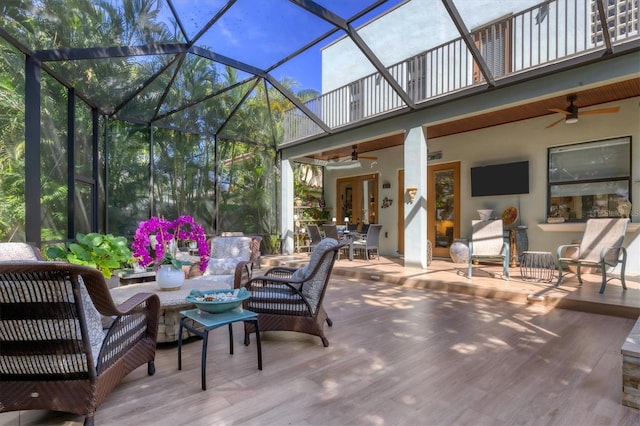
[131,215,210,290]
[45,232,132,279]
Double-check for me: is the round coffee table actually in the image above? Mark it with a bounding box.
[110,279,230,342]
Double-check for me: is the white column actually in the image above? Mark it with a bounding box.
[281,157,295,254]
[404,126,428,268]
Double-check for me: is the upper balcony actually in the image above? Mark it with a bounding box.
[283,0,639,144]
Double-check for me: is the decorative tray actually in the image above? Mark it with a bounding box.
[186,288,250,314]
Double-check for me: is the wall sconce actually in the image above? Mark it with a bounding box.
[381,197,393,208]
[406,187,418,203]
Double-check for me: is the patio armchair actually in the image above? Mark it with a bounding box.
[556,218,629,293]
[241,238,345,347]
[0,262,160,426]
[468,219,509,281]
[217,233,263,269]
[351,224,382,260]
[189,235,256,289]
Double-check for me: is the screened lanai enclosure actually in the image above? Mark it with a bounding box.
[2,0,638,254]
[0,0,355,249]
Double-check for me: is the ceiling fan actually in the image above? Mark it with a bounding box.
[546,95,620,128]
[324,145,377,170]
[349,145,377,161]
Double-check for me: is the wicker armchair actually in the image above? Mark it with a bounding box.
[187,235,257,289]
[0,262,160,426]
[241,238,344,347]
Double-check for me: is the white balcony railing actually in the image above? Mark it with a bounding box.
[283,0,639,143]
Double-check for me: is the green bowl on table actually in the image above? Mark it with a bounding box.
[186,288,250,314]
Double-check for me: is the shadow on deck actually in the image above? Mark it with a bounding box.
[261,253,640,319]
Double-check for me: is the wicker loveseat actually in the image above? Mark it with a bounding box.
[0,262,160,426]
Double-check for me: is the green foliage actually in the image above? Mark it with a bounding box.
[266,234,281,255]
[45,232,132,278]
[0,1,327,244]
[156,251,191,270]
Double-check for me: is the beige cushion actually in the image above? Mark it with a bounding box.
[210,236,252,260]
[295,238,337,280]
[190,274,234,289]
[203,257,244,275]
[0,242,42,260]
[78,276,107,363]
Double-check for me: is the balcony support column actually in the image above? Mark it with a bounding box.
[403,126,428,269]
[281,157,295,255]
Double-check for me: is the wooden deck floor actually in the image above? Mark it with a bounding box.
[270,254,640,319]
[2,256,639,425]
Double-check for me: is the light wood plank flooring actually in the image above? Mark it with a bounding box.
[2,273,638,425]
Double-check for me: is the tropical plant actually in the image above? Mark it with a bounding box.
[45,232,132,278]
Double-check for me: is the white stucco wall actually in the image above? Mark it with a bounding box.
[322,0,542,92]
[323,96,640,276]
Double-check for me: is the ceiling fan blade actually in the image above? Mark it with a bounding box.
[549,108,570,115]
[546,117,565,128]
[580,107,620,115]
[359,155,378,160]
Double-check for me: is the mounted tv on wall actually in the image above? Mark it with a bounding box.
[471,161,529,197]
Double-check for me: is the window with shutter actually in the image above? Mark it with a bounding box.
[472,19,512,83]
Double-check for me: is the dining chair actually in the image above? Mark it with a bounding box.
[352,224,382,260]
[306,224,323,253]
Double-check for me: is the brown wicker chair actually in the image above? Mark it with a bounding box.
[241,238,344,347]
[0,261,160,426]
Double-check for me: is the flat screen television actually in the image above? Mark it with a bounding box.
[471,161,529,197]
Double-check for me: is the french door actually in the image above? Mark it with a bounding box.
[397,163,460,259]
[427,162,461,258]
[336,174,378,227]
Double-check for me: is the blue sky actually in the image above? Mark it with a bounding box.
[168,0,405,93]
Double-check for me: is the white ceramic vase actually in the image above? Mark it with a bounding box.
[449,240,469,264]
[156,265,184,291]
[477,209,493,220]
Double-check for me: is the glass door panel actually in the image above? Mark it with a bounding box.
[427,162,460,258]
[337,174,378,230]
